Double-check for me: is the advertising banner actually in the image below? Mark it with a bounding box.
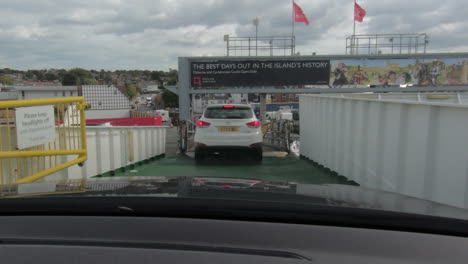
[191,60,330,88]
[330,57,468,86]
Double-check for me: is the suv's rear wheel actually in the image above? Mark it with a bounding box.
[195,149,205,164]
[251,145,263,164]
[254,151,263,163]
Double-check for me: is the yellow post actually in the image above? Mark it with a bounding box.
[5,108,13,185]
[0,124,3,187]
[77,102,88,154]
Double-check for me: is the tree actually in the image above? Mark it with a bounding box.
[0,68,11,74]
[151,71,162,84]
[166,69,178,85]
[82,78,98,85]
[62,73,78,85]
[0,74,14,85]
[135,84,142,94]
[30,70,45,81]
[167,78,177,85]
[44,72,57,81]
[24,71,35,80]
[142,70,151,79]
[161,89,179,108]
[126,84,139,99]
[55,69,67,81]
[61,68,97,85]
[103,74,113,83]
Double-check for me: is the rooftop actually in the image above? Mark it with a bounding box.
[12,86,78,91]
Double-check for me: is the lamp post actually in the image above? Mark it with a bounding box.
[223,34,229,56]
[253,17,259,56]
[269,39,273,56]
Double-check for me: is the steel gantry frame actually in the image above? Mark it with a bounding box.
[178,52,468,121]
[346,33,428,55]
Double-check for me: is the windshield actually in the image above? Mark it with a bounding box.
[1,0,468,226]
[204,107,253,119]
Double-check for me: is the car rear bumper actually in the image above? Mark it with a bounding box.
[195,143,262,155]
[194,131,263,148]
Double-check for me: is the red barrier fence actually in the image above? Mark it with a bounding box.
[86,116,163,126]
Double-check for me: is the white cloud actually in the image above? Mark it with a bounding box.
[0,0,465,70]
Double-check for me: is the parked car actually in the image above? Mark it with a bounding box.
[194,104,263,163]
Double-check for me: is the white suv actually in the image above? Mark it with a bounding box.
[194,104,263,163]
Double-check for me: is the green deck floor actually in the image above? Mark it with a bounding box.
[110,155,354,185]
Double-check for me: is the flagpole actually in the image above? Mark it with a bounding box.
[292,0,295,55]
[352,0,356,55]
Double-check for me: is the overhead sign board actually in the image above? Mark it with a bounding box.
[15,105,56,149]
[191,60,330,88]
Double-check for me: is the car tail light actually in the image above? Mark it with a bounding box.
[223,105,235,109]
[196,142,207,147]
[197,120,211,128]
[246,120,260,128]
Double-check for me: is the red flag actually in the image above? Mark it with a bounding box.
[354,1,366,22]
[293,2,309,25]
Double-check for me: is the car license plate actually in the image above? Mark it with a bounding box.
[218,127,239,132]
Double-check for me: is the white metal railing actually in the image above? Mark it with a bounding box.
[47,126,166,180]
[329,92,468,105]
[299,94,468,209]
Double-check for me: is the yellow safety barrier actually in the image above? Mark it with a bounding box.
[0,97,89,197]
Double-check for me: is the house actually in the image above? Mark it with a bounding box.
[0,87,18,101]
[13,86,78,100]
[81,85,131,119]
[17,81,61,86]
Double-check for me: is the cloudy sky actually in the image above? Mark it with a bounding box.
[0,0,466,70]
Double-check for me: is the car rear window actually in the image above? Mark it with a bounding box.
[204,107,253,119]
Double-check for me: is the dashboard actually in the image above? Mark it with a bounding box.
[0,216,467,263]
